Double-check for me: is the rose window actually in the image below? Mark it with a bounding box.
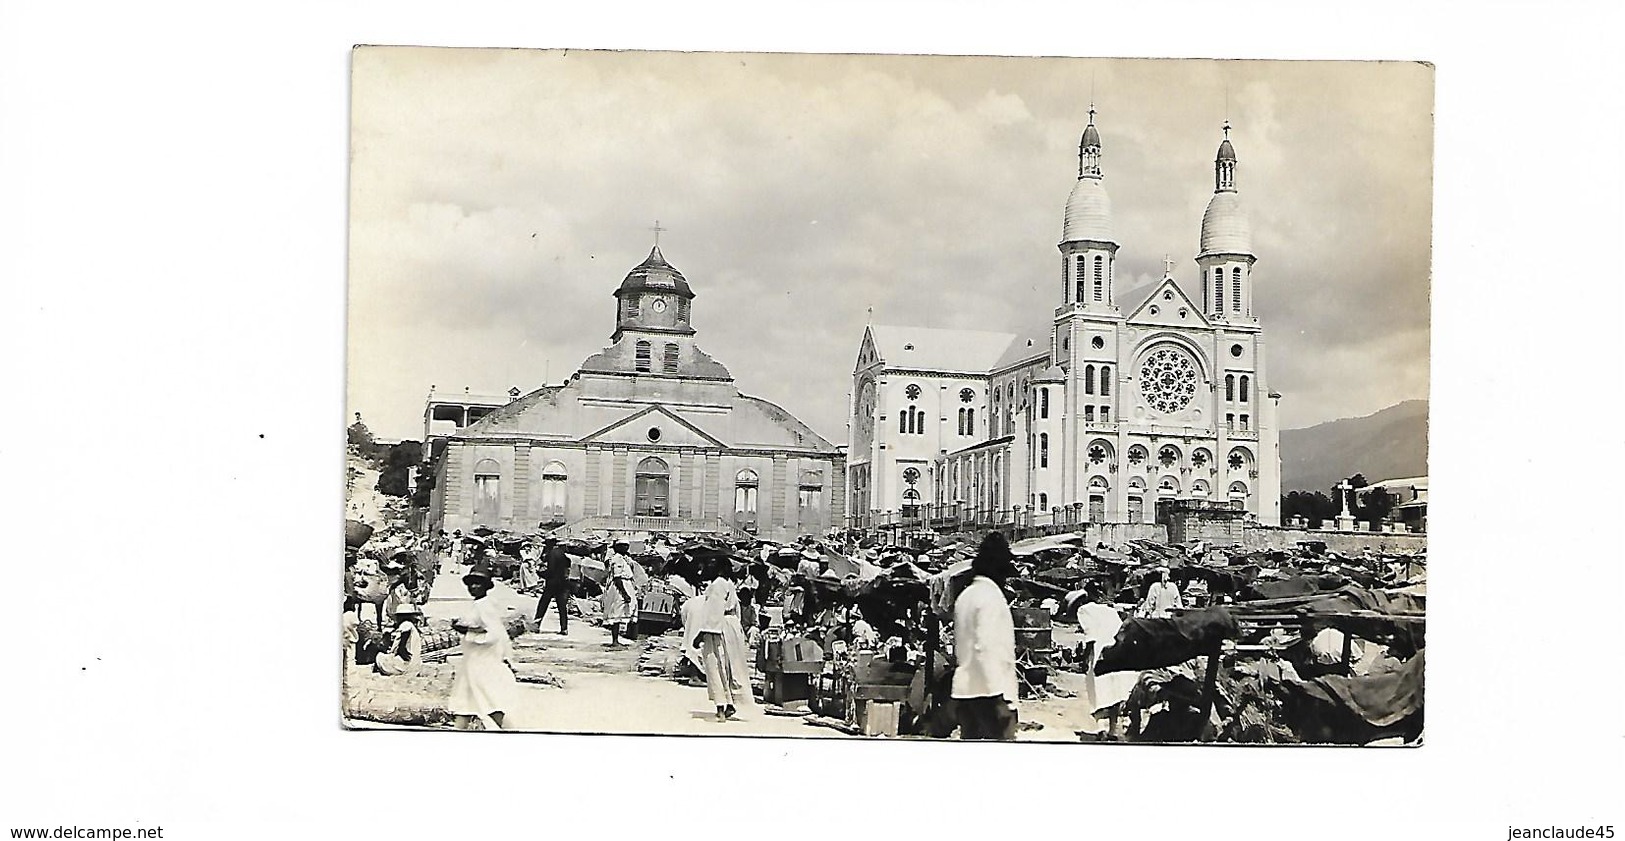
[1127,446,1147,465]
[1088,445,1106,465]
[1138,346,1199,414]
[1228,452,1245,470]
[902,467,920,484]
[1192,450,1209,468]
[959,388,975,403]
[1158,446,1179,467]
[905,384,922,400]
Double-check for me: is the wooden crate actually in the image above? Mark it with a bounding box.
[856,700,900,737]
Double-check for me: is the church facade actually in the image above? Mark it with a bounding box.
[848,112,1283,530]
[428,247,844,541]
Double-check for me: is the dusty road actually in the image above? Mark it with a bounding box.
[358,572,1108,742]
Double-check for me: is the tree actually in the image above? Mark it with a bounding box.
[375,440,423,498]
[347,412,374,449]
[1282,490,1339,528]
[1356,487,1396,526]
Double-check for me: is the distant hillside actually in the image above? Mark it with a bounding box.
[1280,400,1429,493]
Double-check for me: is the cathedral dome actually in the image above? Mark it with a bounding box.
[1198,191,1252,256]
[617,246,695,299]
[1062,177,1115,244]
[1081,122,1101,149]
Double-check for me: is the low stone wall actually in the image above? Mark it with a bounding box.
[1081,522,1169,545]
[1237,525,1427,554]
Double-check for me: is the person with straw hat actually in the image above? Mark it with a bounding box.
[374,603,424,677]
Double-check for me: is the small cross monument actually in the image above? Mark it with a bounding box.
[1332,479,1358,532]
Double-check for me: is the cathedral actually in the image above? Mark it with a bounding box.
[848,111,1283,530]
[427,246,845,541]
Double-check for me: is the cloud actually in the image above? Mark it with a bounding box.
[349,50,1432,440]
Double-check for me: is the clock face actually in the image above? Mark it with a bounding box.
[1139,345,1199,414]
[650,298,668,314]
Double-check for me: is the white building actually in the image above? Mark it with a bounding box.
[848,111,1283,531]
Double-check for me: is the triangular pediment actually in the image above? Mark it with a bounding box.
[579,404,728,448]
[1125,277,1211,329]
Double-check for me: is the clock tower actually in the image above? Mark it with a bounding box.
[613,245,697,341]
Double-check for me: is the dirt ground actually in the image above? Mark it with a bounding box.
[348,572,1106,743]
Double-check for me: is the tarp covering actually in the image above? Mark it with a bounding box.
[1094,607,1240,675]
[1009,533,1084,557]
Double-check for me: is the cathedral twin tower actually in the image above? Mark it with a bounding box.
[852,107,1280,530]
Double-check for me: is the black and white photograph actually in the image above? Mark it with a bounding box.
[7,3,1622,838]
[344,48,1430,744]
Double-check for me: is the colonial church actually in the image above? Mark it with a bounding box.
[427,246,845,541]
[849,112,1283,529]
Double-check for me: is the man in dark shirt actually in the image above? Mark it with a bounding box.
[534,536,574,633]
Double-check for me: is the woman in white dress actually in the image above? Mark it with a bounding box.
[692,559,752,722]
[447,569,519,730]
[600,542,639,646]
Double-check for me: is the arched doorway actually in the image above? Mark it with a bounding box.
[635,457,669,516]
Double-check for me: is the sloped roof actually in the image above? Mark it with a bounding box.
[735,394,837,451]
[992,327,1052,372]
[1117,281,1160,316]
[868,325,1016,373]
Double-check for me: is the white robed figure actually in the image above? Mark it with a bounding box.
[447,570,520,730]
[692,563,753,721]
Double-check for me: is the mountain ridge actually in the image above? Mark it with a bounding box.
[1280,399,1429,493]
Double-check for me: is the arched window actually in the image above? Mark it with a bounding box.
[1100,365,1111,396]
[1239,375,1250,402]
[1039,433,1049,468]
[1040,388,1049,419]
[1084,364,1095,395]
[1240,414,1250,431]
[899,411,908,435]
[1038,493,1048,510]
[1074,255,1086,303]
[1214,268,1224,311]
[677,298,689,322]
[540,460,568,521]
[472,458,501,524]
[1093,255,1104,301]
[734,468,759,526]
[966,408,974,435]
[1232,268,1243,311]
[626,295,640,319]
[634,340,652,373]
[662,342,680,373]
[1225,374,1235,401]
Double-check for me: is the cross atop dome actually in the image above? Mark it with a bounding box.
[1078,105,1103,179]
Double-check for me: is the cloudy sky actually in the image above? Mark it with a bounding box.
[347,49,1432,443]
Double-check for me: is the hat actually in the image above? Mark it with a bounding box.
[392,603,421,616]
[544,536,558,545]
[801,548,821,560]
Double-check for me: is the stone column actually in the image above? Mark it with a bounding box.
[584,445,602,516]
[703,452,721,520]
[610,448,629,517]
[678,449,696,519]
[511,445,531,527]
